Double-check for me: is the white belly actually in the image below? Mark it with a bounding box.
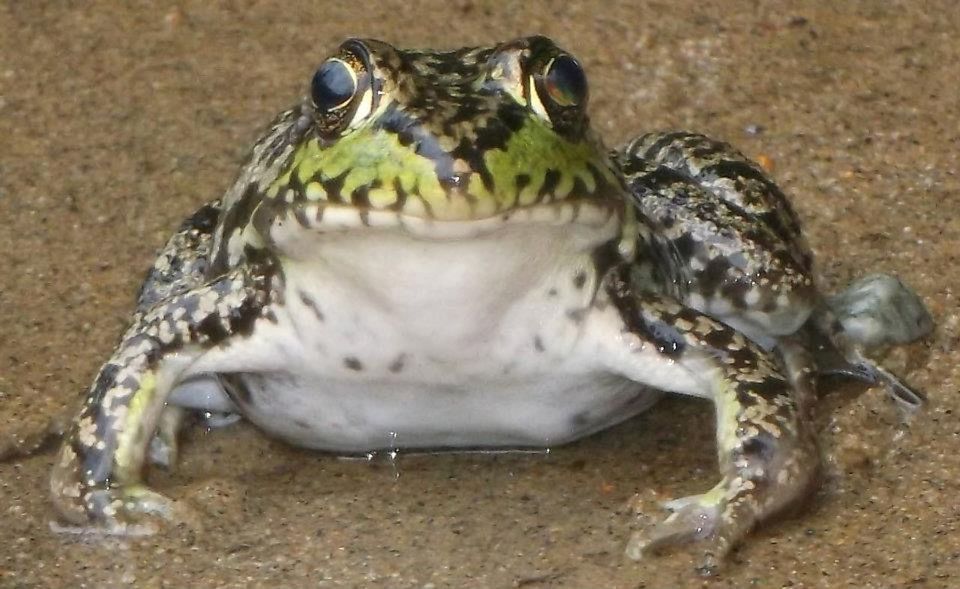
[228,371,660,452]
[182,221,656,452]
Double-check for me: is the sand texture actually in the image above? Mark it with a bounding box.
[1,1,958,587]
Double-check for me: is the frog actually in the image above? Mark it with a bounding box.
[48,36,932,571]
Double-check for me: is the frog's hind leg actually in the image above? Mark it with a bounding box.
[616,133,931,410]
[615,132,817,349]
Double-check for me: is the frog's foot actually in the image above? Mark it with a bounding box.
[816,273,933,413]
[49,482,178,537]
[51,438,185,536]
[626,490,730,574]
[827,273,933,349]
[626,475,805,576]
[627,453,820,574]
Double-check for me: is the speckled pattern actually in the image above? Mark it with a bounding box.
[1,1,958,587]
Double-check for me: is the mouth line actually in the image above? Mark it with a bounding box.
[270,197,624,240]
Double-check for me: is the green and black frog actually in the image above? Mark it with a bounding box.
[45,36,932,570]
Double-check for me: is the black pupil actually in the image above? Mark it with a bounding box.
[545,55,587,107]
[311,59,356,112]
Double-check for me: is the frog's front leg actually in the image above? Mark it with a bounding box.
[50,257,274,532]
[592,268,819,572]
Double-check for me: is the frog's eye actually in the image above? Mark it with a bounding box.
[542,55,587,108]
[527,50,589,136]
[311,58,357,113]
[310,41,378,138]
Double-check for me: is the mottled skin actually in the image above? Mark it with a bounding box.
[49,36,930,571]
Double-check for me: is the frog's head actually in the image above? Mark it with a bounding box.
[259,36,627,238]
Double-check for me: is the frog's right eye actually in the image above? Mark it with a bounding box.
[310,40,378,138]
[311,58,356,113]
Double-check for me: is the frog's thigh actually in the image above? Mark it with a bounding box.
[51,261,272,530]
[594,274,818,568]
[618,133,816,347]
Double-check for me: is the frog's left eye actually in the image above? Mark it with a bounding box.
[527,51,589,135]
[542,55,587,108]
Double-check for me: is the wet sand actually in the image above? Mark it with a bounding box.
[1,1,958,587]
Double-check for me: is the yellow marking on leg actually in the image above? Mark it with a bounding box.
[114,371,157,485]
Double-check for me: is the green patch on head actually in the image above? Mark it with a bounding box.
[483,117,617,209]
[269,130,445,210]
[266,114,617,220]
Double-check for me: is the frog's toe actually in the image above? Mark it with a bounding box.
[625,490,747,575]
[626,497,718,555]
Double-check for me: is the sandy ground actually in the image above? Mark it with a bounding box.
[1,1,958,587]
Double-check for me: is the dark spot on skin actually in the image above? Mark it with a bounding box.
[566,308,587,324]
[700,326,736,355]
[298,290,325,321]
[344,357,364,371]
[605,267,687,358]
[534,336,545,352]
[590,239,623,283]
[195,313,230,342]
[515,173,531,194]
[264,309,279,324]
[388,354,406,373]
[671,233,698,261]
[294,207,312,228]
[735,376,789,404]
[571,411,590,428]
[547,288,558,297]
[211,183,261,274]
[294,419,312,430]
[699,256,733,298]
[540,168,561,198]
[87,363,121,407]
[739,433,777,463]
[573,271,587,289]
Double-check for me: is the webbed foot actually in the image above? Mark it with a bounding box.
[816,273,933,413]
[626,476,806,576]
[827,273,933,349]
[626,492,726,575]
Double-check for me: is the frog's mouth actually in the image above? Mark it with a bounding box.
[265,194,624,241]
